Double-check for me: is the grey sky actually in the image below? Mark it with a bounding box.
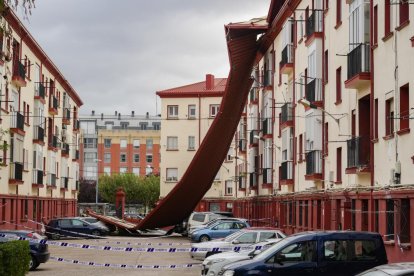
[17,0,270,116]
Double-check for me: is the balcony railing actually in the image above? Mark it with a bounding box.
[75,180,79,190]
[238,175,246,189]
[10,111,24,132]
[280,44,293,67]
[62,143,70,155]
[306,10,323,37]
[281,103,293,125]
[63,108,71,120]
[281,161,293,180]
[262,168,272,184]
[262,118,272,135]
[13,61,26,80]
[347,136,370,168]
[306,78,322,102]
[48,173,56,187]
[306,150,322,175]
[249,130,259,145]
[32,170,43,185]
[10,162,23,181]
[35,83,46,99]
[238,139,247,152]
[347,43,370,80]
[249,88,258,102]
[49,135,58,148]
[33,126,44,141]
[61,177,69,189]
[73,119,80,131]
[249,173,257,187]
[263,70,273,87]
[50,96,58,110]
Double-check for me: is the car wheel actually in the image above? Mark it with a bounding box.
[29,255,39,271]
[91,230,101,237]
[199,235,210,242]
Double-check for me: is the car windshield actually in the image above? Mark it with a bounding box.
[252,235,297,260]
[224,231,244,242]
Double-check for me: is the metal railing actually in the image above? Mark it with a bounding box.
[280,44,293,67]
[306,78,322,102]
[281,161,293,180]
[13,61,26,80]
[62,143,70,155]
[10,162,23,181]
[35,83,46,99]
[49,135,58,148]
[73,119,80,130]
[48,173,56,187]
[64,108,71,120]
[249,130,259,144]
[263,70,273,86]
[11,111,24,131]
[249,88,258,102]
[32,170,43,185]
[306,150,322,175]
[262,168,272,184]
[347,43,370,79]
[347,136,370,168]
[249,173,257,187]
[33,126,44,141]
[50,96,58,110]
[306,10,323,37]
[238,139,247,152]
[262,118,272,135]
[238,175,246,189]
[281,103,293,124]
[61,177,69,189]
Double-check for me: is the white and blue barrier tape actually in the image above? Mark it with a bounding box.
[50,256,201,269]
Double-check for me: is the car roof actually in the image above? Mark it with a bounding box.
[290,230,382,238]
[362,263,414,275]
[243,227,280,231]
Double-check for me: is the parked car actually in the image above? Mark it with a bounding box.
[76,216,109,229]
[220,231,387,276]
[0,230,50,271]
[188,217,248,236]
[187,212,224,235]
[357,262,414,276]
[190,227,285,260]
[191,220,250,243]
[202,239,281,276]
[46,217,110,239]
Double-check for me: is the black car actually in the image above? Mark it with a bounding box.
[46,217,109,239]
[0,230,50,270]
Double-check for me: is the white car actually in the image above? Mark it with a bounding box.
[188,218,247,236]
[201,239,281,276]
[190,228,286,260]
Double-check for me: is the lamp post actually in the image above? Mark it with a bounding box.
[94,159,102,204]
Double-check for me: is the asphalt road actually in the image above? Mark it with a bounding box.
[29,235,202,276]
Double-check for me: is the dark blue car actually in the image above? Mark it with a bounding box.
[220,231,387,276]
[46,217,109,239]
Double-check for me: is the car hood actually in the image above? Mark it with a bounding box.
[222,259,254,271]
[203,251,251,263]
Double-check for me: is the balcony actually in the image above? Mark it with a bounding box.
[72,180,79,192]
[9,162,23,184]
[238,139,247,152]
[305,10,323,45]
[249,130,259,146]
[263,69,273,87]
[48,135,58,151]
[47,173,57,188]
[249,173,257,188]
[249,88,259,104]
[280,44,293,75]
[73,119,80,132]
[238,175,246,190]
[11,60,26,87]
[34,83,46,103]
[305,78,322,104]
[305,150,323,180]
[262,118,273,136]
[280,103,293,129]
[10,111,25,136]
[262,168,272,185]
[280,161,293,185]
[345,43,371,89]
[72,149,80,161]
[61,177,69,190]
[346,136,370,174]
[49,96,58,115]
[61,143,70,157]
[32,170,44,187]
[33,126,44,144]
[63,108,71,125]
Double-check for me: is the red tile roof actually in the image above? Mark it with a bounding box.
[156,76,227,98]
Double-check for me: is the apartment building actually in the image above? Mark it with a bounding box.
[79,111,161,180]
[228,0,414,262]
[0,9,83,228]
[156,74,236,212]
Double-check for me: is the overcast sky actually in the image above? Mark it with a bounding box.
[16,0,270,116]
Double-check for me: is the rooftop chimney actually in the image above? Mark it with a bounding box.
[131,111,135,117]
[118,113,121,120]
[115,111,118,116]
[206,74,214,90]
[92,110,95,116]
[146,112,149,119]
[101,113,104,120]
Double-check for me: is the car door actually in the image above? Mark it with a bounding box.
[209,222,234,239]
[71,219,89,235]
[232,232,258,247]
[267,240,318,276]
[58,219,74,237]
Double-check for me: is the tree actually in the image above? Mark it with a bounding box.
[98,174,160,212]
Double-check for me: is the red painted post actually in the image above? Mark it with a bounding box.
[115,188,126,219]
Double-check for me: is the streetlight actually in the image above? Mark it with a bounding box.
[94,159,102,204]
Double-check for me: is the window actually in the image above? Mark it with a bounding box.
[385,98,394,136]
[225,180,233,195]
[399,0,409,26]
[134,154,139,163]
[235,232,257,244]
[374,99,378,139]
[83,138,97,149]
[104,139,111,148]
[209,104,220,117]
[167,105,178,119]
[386,199,394,241]
[299,134,303,161]
[167,136,178,150]
[336,0,341,26]
[133,139,140,149]
[188,105,196,119]
[299,14,304,39]
[188,136,195,150]
[351,199,356,230]
[84,152,97,163]
[132,167,140,176]
[336,67,341,104]
[80,121,96,134]
[272,241,317,263]
[120,139,127,148]
[336,147,342,182]
[103,167,111,175]
[140,122,148,130]
[324,123,329,155]
[120,122,129,129]
[362,199,368,231]
[373,5,378,45]
[120,153,126,163]
[146,154,152,163]
[104,153,111,163]
[120,167,127,174]
[166,168,178,181]
[400,199,411,243]
[146,139,153,150]
[324,50,328,83]
[399,84,409,131]
[323,240,376,261]
[384,0,391,36]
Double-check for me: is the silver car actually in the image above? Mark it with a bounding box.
[357,263,414,276]
[190,228,285,260]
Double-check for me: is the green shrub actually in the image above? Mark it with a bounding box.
[0,240,30,276]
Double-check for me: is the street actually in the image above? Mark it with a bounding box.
[29,235,202,276]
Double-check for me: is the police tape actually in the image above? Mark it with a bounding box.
[50,256,202,269]
[0,233,263,253]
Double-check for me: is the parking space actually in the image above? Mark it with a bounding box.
[29,235,201,276]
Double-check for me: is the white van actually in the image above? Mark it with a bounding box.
[186,212,223,235]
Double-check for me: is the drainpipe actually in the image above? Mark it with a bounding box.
[369,0,375,232]
[198,94,201,146]
[292,12,296,194]
[321,3,326,190]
